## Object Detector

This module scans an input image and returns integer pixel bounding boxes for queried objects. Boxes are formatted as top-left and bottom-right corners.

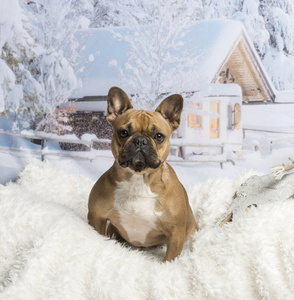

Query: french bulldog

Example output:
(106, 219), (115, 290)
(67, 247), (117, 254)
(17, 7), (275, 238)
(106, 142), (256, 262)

(88, 87), (197, 261)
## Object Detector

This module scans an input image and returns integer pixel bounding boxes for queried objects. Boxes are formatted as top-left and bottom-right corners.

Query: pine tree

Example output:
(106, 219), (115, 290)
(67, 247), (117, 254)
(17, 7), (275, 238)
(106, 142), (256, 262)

(0, 0), (44, 125)
(259, 0), (294, 90)
(22, 0), (94, 131)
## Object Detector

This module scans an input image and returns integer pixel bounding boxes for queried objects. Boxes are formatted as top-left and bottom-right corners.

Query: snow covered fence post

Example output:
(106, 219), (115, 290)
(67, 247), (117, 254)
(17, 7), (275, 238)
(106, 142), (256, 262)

(269, 140), (273, 154)
(41, 139), (47, 161)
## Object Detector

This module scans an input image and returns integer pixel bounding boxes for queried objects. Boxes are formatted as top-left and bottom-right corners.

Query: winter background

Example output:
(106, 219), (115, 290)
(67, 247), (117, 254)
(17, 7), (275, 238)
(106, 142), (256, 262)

(1, 0), (294, 187)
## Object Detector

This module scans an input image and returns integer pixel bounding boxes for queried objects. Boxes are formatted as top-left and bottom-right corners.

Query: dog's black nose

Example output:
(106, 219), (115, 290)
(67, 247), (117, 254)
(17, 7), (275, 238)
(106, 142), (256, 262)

(132, 136), (148, 148)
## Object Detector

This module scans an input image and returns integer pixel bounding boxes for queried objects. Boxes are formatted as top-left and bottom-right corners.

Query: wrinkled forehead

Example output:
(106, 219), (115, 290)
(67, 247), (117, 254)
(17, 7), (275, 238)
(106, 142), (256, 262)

(114, 109), (171, 134)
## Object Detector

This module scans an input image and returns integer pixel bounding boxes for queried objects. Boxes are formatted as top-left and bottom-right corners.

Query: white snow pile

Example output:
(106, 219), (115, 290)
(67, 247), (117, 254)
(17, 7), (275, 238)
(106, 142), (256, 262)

(1, 160), (294, 299)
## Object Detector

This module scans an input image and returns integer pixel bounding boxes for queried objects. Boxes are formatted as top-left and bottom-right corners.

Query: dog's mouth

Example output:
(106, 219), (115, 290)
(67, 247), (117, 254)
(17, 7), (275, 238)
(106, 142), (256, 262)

(119, 152), (161, 172)
(118, 137), (161, 173)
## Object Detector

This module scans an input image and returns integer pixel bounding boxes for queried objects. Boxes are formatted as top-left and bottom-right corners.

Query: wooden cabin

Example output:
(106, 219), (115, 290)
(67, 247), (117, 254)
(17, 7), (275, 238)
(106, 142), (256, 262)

(171, 19), (277, 159)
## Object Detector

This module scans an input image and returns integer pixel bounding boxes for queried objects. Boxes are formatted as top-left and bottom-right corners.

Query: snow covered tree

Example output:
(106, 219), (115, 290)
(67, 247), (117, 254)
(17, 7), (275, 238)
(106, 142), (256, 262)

(23, 0), (94, 132)
(0, 0), (45, 128)
(259, 0), (294, 90)
(90, 0), (114, 27)
(0, 0), (23, 114)
(232, 0), (270, 57)
(202, 0), (240, 19)
(106, 0), (202, 110)
(1, 41), (44, 120)
(0, 0), (94, 131)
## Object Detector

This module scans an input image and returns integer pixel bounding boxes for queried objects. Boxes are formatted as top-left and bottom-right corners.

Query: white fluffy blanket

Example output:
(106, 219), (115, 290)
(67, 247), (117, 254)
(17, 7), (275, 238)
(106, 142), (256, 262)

(1, 160), (294, 300)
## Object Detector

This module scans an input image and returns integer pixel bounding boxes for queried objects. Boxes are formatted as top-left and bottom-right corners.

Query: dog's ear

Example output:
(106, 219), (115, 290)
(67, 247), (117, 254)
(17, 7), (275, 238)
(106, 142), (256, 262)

(107, 87), (133, 125)
(155, 94), (183, 131)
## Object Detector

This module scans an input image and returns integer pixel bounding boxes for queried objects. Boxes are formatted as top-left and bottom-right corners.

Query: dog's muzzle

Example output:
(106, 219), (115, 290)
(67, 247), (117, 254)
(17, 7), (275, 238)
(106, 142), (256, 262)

(118, 136), (161, 172)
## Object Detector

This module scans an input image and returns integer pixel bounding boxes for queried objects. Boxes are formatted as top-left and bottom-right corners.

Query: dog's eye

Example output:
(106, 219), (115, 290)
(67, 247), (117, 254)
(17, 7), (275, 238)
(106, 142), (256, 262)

(119, 130), (129, 138)
(154, 133), (165, 143)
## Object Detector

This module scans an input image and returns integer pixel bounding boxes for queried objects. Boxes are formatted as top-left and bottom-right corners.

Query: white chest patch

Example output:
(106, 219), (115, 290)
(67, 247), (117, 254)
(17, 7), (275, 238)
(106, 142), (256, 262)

(114, 175), (161, 244)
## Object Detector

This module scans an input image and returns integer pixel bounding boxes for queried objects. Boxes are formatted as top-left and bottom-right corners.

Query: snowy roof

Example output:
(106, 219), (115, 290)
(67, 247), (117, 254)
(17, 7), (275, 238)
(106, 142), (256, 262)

(62, 100), (107, 113)
(71, 19), (276, 102)
(61, 97), (107, 112)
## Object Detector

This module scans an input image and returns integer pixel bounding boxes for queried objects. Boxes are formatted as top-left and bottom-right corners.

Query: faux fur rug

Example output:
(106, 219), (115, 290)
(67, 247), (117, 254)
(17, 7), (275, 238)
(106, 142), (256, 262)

(1, 160), (294, 299)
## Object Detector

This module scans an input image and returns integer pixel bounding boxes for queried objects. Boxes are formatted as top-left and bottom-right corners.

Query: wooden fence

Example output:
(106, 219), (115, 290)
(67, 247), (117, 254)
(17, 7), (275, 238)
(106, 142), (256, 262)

(243, 127), (294, 155)
(0, 128), (293, 168)
(243, 127), (294, 136)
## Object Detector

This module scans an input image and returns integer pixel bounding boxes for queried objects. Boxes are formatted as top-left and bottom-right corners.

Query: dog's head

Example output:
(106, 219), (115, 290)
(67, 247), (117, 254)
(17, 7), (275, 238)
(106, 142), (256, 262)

(106, 87), (183, 174)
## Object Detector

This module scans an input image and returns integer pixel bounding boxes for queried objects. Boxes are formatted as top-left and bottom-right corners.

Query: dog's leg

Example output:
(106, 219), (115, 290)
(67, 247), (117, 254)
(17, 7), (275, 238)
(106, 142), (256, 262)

(106, 223), (125, 241)
(164, 228), (186, 262)
(88, 211), (107, 236)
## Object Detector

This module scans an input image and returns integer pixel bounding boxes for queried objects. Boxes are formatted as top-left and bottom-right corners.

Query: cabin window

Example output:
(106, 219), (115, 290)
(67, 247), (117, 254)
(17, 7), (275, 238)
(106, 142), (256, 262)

(234, 103), (241, 130)
(227, 104), (233, 129)
(187, 103), (202, 128)
(210, 100), (219, 139)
